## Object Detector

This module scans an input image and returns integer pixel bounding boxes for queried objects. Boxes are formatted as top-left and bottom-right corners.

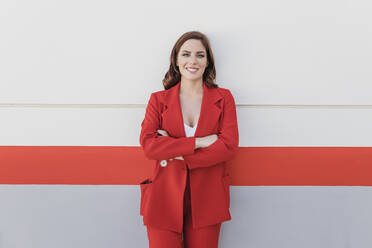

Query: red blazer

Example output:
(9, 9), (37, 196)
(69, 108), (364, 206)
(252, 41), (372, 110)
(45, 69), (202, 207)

(139, 81), (239, 233)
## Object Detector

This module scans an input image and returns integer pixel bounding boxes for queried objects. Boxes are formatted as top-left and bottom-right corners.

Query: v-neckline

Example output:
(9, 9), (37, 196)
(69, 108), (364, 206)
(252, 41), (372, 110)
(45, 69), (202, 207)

(178, 82), (205, 137)
(184, 122), (197, 129)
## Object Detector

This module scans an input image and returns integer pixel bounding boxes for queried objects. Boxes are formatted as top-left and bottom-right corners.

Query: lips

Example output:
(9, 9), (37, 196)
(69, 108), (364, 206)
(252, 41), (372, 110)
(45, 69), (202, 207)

(186, 67), (199, 72)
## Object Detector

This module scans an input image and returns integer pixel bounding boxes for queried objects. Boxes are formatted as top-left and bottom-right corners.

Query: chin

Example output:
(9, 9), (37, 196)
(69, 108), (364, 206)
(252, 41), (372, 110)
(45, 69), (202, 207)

(186, 76), (202, 81)
(182, 74), (202, 80)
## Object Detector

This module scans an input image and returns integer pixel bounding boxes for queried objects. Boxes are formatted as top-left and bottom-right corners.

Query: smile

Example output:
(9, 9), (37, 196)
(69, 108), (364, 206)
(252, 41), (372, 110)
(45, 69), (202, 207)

(186, 67), (199, 72)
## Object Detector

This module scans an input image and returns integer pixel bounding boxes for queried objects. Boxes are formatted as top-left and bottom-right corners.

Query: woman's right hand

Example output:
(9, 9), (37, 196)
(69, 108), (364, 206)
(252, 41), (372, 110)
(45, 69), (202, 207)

(195, 134), (218, 149)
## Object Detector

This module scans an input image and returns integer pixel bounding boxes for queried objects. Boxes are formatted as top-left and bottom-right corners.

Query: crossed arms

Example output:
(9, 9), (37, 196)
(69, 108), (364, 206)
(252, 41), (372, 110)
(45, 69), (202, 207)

(139, 90), (239, 170)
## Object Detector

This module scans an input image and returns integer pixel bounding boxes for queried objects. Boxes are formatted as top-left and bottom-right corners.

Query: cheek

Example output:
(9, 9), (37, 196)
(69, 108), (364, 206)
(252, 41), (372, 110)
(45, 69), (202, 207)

(200, 58), (208, 67)
(201, 63), (208, 71)
(177, 56), (186, 65)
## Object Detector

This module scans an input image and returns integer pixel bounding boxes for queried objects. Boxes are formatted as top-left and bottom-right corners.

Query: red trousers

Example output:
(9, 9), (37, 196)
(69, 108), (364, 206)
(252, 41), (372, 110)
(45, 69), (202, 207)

(146, 167), (221, 248)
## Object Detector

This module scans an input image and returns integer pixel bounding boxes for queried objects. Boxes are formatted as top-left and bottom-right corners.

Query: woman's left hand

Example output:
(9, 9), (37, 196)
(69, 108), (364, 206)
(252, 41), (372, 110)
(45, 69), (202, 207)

(157, 129), (169, 137)
(157, 129), (184, 161)
(170, 156), (184, 160)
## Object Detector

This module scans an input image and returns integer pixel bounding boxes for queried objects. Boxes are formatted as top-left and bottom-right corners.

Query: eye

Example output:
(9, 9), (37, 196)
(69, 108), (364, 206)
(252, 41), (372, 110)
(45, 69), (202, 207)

(182, 54), (204, 57)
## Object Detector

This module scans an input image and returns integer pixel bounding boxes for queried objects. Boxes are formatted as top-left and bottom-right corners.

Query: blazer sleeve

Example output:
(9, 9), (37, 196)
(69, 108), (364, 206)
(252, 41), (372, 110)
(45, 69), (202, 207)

(139, 92), (196, 160)
(183, 90), (239, 170)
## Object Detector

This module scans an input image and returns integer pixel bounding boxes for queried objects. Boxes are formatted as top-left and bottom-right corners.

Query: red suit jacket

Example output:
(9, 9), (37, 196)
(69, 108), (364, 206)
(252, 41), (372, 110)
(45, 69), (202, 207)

(139, 81), (239, 233)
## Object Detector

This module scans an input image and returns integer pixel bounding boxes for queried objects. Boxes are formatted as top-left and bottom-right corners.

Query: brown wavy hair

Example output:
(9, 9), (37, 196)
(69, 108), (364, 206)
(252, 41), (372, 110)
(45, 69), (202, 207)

(162, 31), (218, 90)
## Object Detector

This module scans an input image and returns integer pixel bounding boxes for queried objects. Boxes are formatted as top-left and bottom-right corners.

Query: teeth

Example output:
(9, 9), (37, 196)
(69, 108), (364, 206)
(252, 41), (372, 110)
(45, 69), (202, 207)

(187, 68), (198, 72)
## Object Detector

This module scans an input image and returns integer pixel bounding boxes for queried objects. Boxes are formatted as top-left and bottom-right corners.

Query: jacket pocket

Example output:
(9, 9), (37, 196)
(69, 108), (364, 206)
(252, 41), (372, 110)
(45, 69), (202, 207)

(221, 175), (231, 209)
(139, 178), (153, 216)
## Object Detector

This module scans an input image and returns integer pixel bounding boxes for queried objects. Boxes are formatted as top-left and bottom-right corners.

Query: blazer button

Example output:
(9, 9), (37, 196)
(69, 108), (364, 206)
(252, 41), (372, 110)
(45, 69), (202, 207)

(160, 160), (168, 167)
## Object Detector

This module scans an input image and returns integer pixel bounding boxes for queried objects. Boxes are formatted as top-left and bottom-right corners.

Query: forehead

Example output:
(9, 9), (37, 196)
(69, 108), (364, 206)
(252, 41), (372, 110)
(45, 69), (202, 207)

(180, 39), (206, 52)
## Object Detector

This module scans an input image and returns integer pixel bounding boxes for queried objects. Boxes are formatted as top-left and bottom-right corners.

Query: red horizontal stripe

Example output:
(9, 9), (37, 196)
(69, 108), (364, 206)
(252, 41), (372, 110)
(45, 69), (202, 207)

(0, 146), (371, 186)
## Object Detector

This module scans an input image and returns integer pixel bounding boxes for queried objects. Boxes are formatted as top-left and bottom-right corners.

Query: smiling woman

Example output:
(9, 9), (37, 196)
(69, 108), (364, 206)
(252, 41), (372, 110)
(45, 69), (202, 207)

(163, 31), (217, 91)
(139, 31), (239, 248)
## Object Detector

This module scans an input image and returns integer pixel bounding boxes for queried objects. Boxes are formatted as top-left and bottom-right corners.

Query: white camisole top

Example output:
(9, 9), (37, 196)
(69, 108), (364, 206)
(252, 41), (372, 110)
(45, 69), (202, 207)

(184, 123), (197, 137)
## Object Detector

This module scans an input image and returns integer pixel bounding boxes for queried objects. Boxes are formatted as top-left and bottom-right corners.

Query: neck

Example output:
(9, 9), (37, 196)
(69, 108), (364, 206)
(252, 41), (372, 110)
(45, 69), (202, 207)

(180, 78), (203, 95)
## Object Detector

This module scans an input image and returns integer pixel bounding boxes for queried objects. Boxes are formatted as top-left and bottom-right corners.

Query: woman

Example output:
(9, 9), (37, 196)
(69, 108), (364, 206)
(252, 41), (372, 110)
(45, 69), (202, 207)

(139, 31), (239, 248)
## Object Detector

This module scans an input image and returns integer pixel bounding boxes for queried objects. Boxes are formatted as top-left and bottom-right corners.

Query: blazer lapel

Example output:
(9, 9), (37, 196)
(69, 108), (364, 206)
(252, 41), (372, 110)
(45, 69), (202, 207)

(161, 82), (184, 138)
(195, 82), (223, 137)
(161, 81), (223, 138)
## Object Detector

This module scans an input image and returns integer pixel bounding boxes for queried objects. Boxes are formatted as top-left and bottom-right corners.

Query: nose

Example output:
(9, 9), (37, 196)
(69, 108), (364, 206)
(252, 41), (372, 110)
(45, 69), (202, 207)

(189, 55), (198, 64)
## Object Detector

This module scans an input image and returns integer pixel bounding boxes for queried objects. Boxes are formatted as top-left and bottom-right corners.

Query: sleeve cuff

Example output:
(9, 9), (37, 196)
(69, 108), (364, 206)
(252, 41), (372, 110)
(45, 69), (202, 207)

(184, 136), (196, 155)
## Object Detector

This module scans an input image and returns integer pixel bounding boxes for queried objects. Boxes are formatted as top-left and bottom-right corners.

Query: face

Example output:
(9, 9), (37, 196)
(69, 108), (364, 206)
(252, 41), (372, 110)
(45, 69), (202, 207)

(176, 39), (208, 82)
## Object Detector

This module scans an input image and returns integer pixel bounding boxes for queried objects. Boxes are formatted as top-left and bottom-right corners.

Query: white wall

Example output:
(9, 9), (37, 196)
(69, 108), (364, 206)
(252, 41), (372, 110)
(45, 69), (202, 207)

(1, 0), (372, 247)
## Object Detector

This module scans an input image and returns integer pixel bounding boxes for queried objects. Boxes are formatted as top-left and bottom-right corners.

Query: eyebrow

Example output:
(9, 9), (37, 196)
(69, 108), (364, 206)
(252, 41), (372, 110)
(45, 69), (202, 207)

(181, 50), (205, 53)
